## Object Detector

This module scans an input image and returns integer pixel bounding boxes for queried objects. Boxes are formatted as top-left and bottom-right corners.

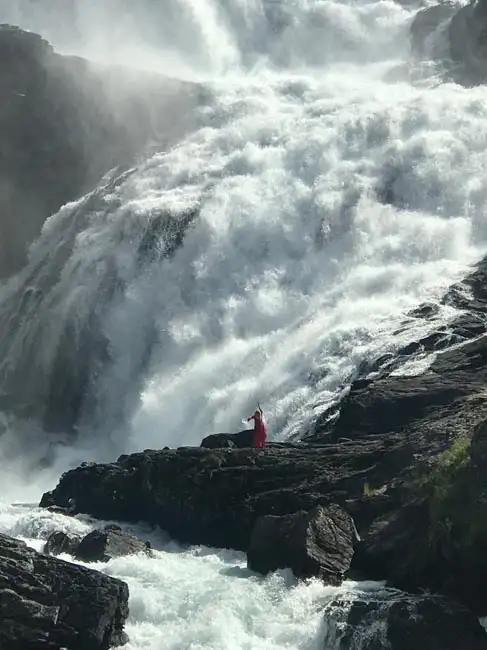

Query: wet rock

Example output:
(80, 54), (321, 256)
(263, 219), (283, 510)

(409, 0), (487, 86)
(247, 504), (356, 584)
(200, 429), (254, 448)
(449, 0), (487, 85)
(329, 371), (470, 441)
(324, 589), (487, 650)
(0, 532), (129, 650)
(316, 325), (487, 447)
(407, 302), (440, 320)
(40, 441), (403, 551)
(75, 528), (152, 563)
(43, 531), (80, 557)
(45, 505), (77, 517)
(410, 4), (456, 57)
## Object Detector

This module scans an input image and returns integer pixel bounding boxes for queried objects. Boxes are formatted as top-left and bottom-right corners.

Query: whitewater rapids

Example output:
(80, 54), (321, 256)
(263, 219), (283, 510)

(0, 493), (393, 649)
(2, 0), (487, 647)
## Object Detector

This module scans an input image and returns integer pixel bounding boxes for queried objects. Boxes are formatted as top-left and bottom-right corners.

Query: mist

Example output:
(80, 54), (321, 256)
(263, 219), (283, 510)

(0, 0), (241, 77)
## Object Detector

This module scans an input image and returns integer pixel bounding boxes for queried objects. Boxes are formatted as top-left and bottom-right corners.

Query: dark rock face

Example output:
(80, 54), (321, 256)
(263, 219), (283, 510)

(75, 528), (152, 563)
(0, 24), (198, 279)
(324, 590), (487, 650)
(0, 24), (201, 435)
(309, 260), (487, 444)
(44, 526), (151, 563)
(0, 532), (129, 650)
(247, 504), (356, 583)
(43, 530), (80, 556)
(328, 333), (487, 445)
(410, 0), (487, 86)
(410, 3), (456, 58)
(449, 0), (487, 85)
(201, 429), (254, 449)
(309, 252), (487, 445)
(39, 441), (405, 552)
(311, 312), (487, 614)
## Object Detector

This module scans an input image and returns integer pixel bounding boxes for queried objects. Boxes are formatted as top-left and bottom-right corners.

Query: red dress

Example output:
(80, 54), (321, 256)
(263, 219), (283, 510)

(249, 414), (267, 448)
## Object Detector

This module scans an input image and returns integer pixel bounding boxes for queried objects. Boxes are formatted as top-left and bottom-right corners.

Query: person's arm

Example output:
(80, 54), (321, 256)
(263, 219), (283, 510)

(247, 415), (255, 422)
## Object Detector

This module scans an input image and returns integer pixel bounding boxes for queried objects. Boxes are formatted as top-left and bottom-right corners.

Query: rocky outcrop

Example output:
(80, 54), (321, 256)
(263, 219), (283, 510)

(0, 532), (129, 650)
(309, 251), (487, 444)
(44, 525), (152, 563)
(410, 0), (487, 86)
(247, 504), (356, 583)
(201, 429), (254, 449)
(0, 25), (198, 278)
(39, 440), (406, 552)
(324, 590), (487, 650)
(308, 259), (487, 442)
(37, 267), (487, 615)
(324, 335), (487, 444)
(352, 417), (487, 614)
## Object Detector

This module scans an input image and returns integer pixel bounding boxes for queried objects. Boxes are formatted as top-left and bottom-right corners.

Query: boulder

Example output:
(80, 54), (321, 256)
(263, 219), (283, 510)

(247, 504), (356, 583)
(324, 590), (487, 650)
(0, 532), (129, 650)
(43, 531), (80, 557)
(75, 527), (152, 563)
(201, 429), (254, 448)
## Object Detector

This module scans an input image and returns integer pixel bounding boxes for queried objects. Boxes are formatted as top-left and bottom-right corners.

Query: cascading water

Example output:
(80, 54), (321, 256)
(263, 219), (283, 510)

(2, 0), (487, 647)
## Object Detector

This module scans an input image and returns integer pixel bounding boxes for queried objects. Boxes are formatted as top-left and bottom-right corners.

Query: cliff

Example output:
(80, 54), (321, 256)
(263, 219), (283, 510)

(0, 25), (198, 278)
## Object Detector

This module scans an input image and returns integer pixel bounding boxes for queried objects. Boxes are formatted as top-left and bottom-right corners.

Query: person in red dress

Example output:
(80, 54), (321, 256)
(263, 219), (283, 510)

(247, 405), (267, 449)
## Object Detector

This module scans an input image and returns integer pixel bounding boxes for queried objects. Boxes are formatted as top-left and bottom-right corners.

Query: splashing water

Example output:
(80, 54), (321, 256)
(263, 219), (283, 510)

(0, 497), (389, 650)
(0, 67), (486, 449)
